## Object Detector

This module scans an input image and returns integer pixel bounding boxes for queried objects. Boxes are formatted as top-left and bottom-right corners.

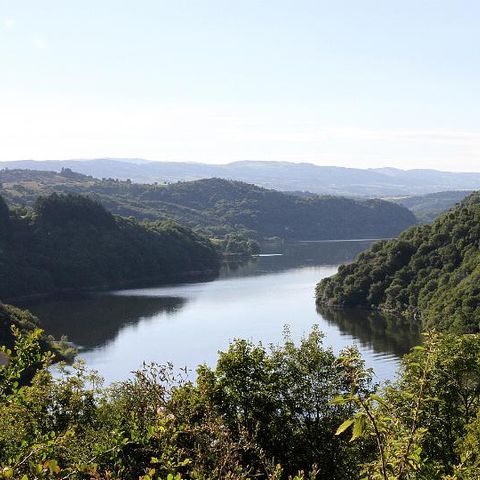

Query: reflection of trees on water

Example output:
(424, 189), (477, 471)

(23, 241), (386, 356)
(317, 305), (422, 357)
(220, 241), (376, 278)
(219, 258), (260, 278)
(281, 241), (374, 267)
(26, 294), (187, 351)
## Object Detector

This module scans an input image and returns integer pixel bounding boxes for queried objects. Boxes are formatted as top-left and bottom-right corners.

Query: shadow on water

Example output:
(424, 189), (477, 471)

(317, 305), (422, 357)
(25, 293), (187, 351)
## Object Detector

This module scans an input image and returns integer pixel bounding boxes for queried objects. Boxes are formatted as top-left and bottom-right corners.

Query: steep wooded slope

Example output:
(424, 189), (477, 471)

(316, 192), (480, 333)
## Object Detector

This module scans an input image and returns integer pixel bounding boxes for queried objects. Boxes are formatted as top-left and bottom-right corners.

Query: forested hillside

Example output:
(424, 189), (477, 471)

(316, 192), (480, 333)
(0, 169), (417, 240)
(393, 190), (473, 223)
(0, 193), (219, 300)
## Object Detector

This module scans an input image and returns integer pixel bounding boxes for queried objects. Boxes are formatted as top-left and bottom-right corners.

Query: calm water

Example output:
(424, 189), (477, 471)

(27, 240), (421, 384)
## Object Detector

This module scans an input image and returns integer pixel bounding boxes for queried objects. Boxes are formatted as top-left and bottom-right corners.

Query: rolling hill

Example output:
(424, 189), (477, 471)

(0, 169), (417, 241)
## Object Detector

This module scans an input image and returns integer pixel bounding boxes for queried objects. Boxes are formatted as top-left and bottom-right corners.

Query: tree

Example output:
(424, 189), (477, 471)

(189, 327), (373, 479)
(335, 332), (480, 479)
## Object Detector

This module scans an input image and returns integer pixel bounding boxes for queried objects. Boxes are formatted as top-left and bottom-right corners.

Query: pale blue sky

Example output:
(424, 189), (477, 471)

(1, 0), (480, 170)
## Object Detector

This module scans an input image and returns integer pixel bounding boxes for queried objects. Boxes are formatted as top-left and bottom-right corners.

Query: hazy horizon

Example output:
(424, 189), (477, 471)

(2, 1), (480, 172)
(3, 157), (480, 175)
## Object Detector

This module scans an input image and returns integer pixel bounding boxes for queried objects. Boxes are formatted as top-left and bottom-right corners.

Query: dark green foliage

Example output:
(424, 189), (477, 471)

(34, 192), (116, 228)
(218, 233), (261, 256)
(316, 192), (480, 333)
(0, 193), (219, 300)
(0, 303), (70, 372)
(0, 170), (417, 241)
(397, 333), (480, 475)
(0, 303), (41, 350)
(186, 328), (372, 479)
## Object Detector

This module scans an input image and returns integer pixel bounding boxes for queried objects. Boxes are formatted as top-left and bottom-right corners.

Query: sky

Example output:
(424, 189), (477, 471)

(1, 0), (480, 171)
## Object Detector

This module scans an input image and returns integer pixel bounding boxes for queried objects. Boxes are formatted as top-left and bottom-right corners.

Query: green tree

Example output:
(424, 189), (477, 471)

(335, 332), (480, 479)
(187, 327), (373, 479)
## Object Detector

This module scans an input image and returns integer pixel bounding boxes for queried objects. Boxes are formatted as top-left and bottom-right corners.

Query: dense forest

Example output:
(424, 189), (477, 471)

(0, 314), (479, 479)
(0, 192), (219, 300)
(0, 168), (417, 240)
(316, 192), (480, 333)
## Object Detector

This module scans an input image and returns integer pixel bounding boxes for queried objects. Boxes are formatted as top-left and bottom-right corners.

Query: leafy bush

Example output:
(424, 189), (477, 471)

(0, 319), (373, 479)
(335, 332), (480, 479)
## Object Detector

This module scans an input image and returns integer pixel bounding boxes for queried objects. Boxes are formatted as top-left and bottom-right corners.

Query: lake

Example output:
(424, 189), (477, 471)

(27, 240), (421, 384)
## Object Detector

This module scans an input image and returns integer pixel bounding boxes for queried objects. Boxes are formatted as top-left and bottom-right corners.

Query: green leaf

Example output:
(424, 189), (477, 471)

(2, 467), (14, 479)
(331, 395), (349, 405)
(370, 394), (389, 407)
(335, 418), (355, 435)
(351, 415), (366, 441)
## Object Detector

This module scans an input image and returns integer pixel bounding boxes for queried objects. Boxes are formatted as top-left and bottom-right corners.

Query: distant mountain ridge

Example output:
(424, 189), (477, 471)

(2, 159), (480, 196)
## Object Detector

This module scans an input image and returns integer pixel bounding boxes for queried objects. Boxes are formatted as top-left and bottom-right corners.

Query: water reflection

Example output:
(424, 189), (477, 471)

(27, 294), (187, 351)
(221, 239), (375, 277)
(317, 306), (422, 357)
